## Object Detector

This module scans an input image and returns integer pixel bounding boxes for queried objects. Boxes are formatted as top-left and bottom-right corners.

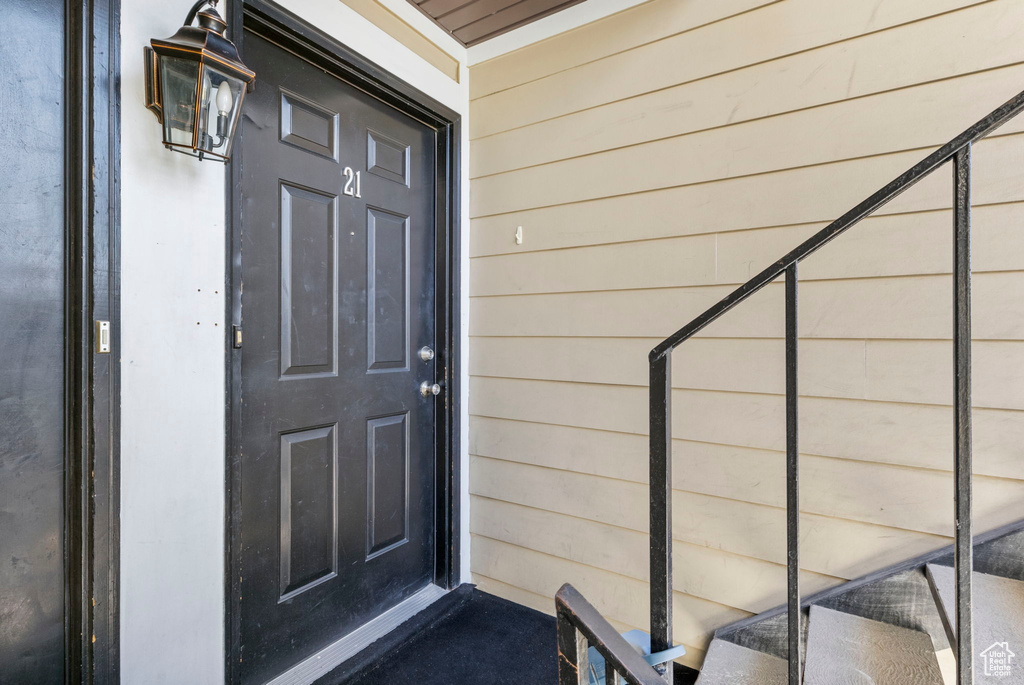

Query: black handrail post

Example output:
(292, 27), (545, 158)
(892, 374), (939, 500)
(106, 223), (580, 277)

(556, 603), (581, 685)
(785, 263), (801, 685)
(649, 352), (674, 684)
(953, 145), (974, 685)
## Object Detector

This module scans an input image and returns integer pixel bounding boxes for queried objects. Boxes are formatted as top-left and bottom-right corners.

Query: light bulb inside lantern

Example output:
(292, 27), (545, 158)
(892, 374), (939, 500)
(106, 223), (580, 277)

(216, 81), (233, 116)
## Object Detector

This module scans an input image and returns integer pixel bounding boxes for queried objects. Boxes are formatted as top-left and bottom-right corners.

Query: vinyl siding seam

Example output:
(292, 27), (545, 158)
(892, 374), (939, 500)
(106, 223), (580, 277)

(468, 0), (786, 99)
(468, 0), (1001, 130)
(469, 455), (969, 540)
(468, 530), (763, 616)
(468, 129), (1024, 219)
(469, 61), (1024, 177)
(470, 200), (1024, 257)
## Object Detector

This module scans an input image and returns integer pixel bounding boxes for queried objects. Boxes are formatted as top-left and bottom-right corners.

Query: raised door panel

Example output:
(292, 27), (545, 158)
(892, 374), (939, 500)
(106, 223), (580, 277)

(279, 425), (338, 601)
(367, 129), (409, 186)
(280, 89), (339, 161)
(280, 183), (338, 378)
(366, 413), (410, 559)
(366, 208), (410, 373)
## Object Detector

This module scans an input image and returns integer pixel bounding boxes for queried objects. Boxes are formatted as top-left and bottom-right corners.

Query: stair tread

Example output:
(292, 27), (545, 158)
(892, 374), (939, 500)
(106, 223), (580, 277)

(814, 568), (949, 652)
(972, 528), (1024, 581)
(803, 605), (944, 685)
(934, 528), (1024, 582)
(695, 639), (787, 685)
(926, 563), (1024, 682)
(720, 611), (805, 661)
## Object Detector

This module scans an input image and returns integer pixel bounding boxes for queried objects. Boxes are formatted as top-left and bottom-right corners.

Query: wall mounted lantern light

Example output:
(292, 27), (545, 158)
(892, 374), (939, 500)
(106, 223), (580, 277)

(145, 0), (255, 162)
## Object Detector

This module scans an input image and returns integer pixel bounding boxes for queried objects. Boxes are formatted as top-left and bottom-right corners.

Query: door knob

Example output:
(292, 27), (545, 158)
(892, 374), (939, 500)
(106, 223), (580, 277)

(420, 381), (442, 397)
(418, 346), (435, 362)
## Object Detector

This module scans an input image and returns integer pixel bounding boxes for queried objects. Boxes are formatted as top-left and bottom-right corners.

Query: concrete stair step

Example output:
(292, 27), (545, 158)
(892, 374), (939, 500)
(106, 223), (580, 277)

(927, 563), (1024, 683)
(814, 567), (950, 652)
(694, 638), (787, 685)
(933, 528), (1024, 583)
(803, 605), (944, 685)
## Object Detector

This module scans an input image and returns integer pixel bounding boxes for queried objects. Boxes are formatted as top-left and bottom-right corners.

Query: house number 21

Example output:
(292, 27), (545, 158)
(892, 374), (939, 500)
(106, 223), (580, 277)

(343, 167), (362, 198)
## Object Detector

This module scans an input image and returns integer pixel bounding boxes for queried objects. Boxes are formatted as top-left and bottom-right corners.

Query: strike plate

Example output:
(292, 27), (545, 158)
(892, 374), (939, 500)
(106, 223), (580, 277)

(95, 320), (111, 354)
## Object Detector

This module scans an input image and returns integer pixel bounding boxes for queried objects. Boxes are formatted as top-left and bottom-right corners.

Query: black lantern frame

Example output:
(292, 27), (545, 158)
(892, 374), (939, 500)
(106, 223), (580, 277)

(145, 0), (255, 161)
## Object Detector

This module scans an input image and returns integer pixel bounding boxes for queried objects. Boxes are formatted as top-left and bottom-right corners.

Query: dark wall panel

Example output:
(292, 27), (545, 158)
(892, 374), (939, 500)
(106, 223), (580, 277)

(0, 0), (67, 681)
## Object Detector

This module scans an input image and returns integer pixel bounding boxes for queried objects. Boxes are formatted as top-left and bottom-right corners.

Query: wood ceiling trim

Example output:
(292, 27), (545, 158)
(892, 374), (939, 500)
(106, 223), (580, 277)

(443, 0), (523, 32)
(456, 0), (587, 44)
(408, 0), (587, 46)
(420, 0), (474, 18)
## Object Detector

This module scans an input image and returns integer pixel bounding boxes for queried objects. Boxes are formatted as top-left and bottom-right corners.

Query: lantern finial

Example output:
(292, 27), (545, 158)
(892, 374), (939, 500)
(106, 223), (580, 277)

(184, 0), (220, 28)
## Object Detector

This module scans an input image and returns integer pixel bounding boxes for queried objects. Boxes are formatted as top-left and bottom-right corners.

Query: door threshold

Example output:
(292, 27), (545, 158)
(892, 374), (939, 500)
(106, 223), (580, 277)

(264, 584), (447, 685)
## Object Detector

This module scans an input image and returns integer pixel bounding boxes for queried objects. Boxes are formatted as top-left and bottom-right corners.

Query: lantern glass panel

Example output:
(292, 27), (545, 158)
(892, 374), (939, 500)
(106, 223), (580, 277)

(196, 65), (244, 159)
(159, 56), (200, 148)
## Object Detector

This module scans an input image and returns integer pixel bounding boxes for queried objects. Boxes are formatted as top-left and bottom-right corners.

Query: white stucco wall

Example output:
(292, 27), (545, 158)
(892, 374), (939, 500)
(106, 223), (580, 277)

(119, 1), (469, 682)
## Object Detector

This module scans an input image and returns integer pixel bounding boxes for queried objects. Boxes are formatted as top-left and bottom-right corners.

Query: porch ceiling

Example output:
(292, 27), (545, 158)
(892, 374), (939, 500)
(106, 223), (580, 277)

(407, 0), (586, 46)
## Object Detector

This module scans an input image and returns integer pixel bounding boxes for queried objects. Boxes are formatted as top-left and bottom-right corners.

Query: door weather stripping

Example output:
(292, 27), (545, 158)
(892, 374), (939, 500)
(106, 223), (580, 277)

(263, 584), (446, 685)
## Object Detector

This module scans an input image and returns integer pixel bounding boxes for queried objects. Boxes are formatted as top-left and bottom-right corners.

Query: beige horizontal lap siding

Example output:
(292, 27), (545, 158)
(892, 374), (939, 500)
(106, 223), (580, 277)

(470, 337), (1024, 410)
(470, 0), (1003, 138)
(467, 0), (1024, 664)
(468, 417), (1024, 535)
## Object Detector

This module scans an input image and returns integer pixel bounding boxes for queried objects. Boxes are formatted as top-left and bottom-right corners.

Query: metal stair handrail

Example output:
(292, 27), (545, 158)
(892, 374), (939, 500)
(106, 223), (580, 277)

(556, 584), (668, 685)
(646, 86), (1024, 685)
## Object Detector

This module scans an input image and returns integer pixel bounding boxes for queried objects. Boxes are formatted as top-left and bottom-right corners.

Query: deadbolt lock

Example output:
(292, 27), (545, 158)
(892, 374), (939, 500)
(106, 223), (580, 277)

(418, 346), (435, 362)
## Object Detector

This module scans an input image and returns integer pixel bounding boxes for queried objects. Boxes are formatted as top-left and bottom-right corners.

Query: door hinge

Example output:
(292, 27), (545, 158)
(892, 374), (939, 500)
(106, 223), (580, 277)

(232, 326), (243, 349)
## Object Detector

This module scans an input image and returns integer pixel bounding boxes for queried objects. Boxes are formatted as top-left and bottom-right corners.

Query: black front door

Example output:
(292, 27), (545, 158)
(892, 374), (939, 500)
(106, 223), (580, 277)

(236, 30), (440, 683)
(0, 0), (67, 681)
